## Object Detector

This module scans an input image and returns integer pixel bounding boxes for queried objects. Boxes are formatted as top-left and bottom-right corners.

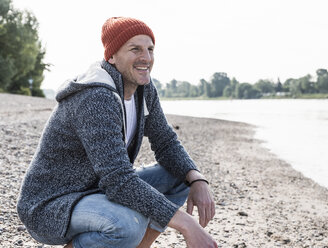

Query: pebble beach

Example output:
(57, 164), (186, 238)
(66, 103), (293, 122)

(1, 93), (328, 247)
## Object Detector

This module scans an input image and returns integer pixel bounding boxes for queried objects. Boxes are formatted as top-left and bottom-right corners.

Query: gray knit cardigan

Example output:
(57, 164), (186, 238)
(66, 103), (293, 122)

(17, 60), (198, 244)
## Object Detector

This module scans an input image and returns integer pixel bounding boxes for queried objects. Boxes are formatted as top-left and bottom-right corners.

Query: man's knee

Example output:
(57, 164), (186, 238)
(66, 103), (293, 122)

(107, 210), (149, 247)
(74, 212), (149, 248)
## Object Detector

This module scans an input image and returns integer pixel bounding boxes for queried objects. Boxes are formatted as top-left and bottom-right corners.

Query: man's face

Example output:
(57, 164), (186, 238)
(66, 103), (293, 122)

(109, 34), (154, 88)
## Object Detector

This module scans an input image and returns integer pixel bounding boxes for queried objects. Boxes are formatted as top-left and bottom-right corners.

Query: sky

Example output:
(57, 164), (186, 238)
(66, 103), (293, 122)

(12, 0), (328, 91)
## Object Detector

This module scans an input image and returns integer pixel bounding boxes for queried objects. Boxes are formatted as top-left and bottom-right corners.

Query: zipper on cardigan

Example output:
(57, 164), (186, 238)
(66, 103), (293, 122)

(112, 91), (127, 146)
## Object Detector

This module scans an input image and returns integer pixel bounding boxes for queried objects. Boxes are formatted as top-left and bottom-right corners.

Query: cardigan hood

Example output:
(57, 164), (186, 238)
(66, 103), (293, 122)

(56, 61), (118, 102)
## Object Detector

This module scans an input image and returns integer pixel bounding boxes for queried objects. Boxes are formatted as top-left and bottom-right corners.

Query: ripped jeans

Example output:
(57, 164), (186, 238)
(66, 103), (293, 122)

(64, 164), (190, 248)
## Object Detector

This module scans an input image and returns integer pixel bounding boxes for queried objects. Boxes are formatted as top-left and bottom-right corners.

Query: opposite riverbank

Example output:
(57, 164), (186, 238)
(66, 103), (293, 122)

(1, 93), (328, 247)
(158, 93), (328, 101)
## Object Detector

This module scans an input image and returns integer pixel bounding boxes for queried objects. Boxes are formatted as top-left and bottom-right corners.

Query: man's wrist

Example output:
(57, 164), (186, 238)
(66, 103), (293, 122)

(168, 210), (196, 234)
(185, 178), (209, 187)
(185, 170), (206, 185)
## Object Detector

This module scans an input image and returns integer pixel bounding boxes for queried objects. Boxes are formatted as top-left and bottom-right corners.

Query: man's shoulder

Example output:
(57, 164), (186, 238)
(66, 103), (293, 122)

(61, 86), (122, 115)
(71, 86), (118, 101)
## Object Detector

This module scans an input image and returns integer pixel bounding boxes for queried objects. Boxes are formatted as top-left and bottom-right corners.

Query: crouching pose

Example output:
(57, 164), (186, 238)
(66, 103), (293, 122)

(17, 17), (217, 248)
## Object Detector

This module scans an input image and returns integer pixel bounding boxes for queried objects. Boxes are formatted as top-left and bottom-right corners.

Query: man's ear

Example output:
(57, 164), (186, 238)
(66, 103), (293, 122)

(108, 56), (115, 64)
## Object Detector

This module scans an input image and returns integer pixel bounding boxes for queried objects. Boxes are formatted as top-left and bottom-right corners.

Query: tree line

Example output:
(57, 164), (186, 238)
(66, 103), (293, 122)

(154, 69), (328, 99)
(0, 0), (49, 96)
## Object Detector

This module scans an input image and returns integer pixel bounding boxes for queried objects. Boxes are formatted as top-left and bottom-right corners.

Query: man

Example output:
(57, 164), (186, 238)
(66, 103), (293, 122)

(17, 17), (217, 248)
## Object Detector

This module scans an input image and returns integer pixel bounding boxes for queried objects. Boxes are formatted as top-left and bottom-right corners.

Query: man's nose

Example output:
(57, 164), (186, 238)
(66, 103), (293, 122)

(140, 50), (152, 62)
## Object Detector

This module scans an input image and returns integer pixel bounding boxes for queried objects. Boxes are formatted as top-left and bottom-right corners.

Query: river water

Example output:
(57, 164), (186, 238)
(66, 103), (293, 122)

(161, 99), (328, 189)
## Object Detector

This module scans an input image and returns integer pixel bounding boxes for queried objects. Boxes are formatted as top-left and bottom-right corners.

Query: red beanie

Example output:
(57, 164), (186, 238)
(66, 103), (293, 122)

(101, 17), (155, 61)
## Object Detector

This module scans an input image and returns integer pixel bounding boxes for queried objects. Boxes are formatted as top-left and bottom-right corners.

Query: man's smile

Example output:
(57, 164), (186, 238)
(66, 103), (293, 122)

(134, 66), (150, 71)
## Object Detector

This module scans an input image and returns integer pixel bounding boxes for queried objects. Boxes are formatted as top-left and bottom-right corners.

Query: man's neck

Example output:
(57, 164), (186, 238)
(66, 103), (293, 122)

(123, 82), (138, 100)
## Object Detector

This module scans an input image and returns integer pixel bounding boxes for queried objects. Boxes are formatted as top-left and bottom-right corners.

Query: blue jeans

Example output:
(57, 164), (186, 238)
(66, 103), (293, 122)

(64, 164), (189, 248)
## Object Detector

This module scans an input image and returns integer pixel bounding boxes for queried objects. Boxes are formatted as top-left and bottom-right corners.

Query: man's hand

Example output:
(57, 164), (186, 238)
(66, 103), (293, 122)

(185, 170), (215, 227)
(168, 210), (218, 248)
(183, 221), (218, 248)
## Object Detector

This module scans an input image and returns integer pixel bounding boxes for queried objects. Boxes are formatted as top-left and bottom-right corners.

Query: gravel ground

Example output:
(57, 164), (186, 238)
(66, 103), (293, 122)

(1, 93), (328, 247)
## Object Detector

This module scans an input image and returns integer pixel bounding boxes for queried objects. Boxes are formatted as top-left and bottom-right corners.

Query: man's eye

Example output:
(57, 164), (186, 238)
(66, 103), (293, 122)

(131, 47), (139, 51)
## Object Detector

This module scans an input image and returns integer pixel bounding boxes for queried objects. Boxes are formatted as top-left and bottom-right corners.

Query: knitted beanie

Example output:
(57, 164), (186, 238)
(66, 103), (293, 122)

(101, 17), (155, 61)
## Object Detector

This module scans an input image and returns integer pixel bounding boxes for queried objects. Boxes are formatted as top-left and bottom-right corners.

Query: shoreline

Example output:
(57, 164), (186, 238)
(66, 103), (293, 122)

(1, 93), (328, 247)
(160, 99), (328, 191)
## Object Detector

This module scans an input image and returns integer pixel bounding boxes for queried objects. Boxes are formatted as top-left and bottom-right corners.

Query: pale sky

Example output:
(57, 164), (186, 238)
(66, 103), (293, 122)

(12, 0), (328, 91)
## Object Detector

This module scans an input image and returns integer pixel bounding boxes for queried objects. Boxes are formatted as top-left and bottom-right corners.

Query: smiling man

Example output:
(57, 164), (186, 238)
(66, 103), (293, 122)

(17, 17), (217, 248)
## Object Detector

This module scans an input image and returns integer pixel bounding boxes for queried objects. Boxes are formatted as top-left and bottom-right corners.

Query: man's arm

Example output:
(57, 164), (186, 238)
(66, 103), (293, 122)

(144, 82), (199, 180)
(144, 83), (216, 227)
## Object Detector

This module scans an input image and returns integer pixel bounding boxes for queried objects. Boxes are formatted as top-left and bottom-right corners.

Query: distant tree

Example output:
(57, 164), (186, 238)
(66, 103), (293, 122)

(289, 79), (302, 97)
(0, 0), (10, 17)
(199, 78), (211, 97)
(316, 69), (328, 93)
(170, 79), (177, 92)
(164, 85), (172, 97)
(0, 0), (15, 90)
(223, 77), (239, 98)
(152, 78), (165, 97)
(254, 79), (275, 94)
(236, 83), (261, 99)
(275, 78), (283, 93)
(0, 52), (16, 90)
(298, 74), (315, 94)
(0, 0), (49, 96)
(152, 78), (162, 90)
(223, 85), (233, 97)
(230, 77), (239, 98)
(209, 72), (230, 97)
(176, 81), (191, 97)
(283, 78), (293, 92)
(164, 79), (178, 97)
(286, 74), (315, 95)
(198, 79), (206, 96)
(189, 85), (199, 97)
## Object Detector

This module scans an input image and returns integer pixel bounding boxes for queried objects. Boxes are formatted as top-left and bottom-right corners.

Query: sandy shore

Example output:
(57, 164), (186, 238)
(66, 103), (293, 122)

(1, 93), (328, 247)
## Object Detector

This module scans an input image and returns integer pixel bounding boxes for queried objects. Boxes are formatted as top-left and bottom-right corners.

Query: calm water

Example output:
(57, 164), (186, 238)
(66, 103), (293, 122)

(161, 99), (328, 189)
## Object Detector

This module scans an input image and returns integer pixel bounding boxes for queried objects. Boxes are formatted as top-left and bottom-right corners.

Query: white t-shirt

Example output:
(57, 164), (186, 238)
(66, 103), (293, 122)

(124, 95), (137, 148)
